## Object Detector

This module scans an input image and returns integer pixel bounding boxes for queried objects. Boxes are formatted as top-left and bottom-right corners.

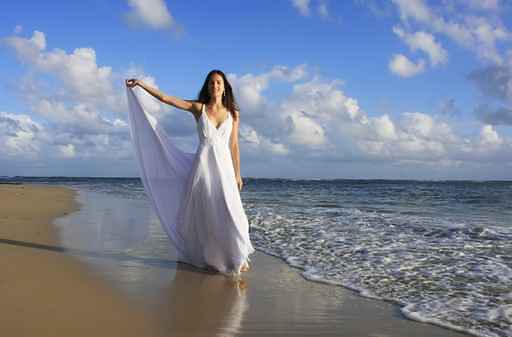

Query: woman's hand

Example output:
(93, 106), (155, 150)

(125, 78), (139, 88)
(236, 175), (243, 191)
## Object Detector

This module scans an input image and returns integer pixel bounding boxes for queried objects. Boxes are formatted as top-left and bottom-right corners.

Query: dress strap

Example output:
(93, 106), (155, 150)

(199, 103), (205, 122)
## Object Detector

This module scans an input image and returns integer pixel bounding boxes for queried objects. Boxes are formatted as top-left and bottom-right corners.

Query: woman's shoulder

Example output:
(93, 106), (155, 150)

(185, 100), (204, 121)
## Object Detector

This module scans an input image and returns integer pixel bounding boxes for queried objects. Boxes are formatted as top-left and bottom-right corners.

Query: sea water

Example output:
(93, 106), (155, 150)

(5, 177), (511, 337)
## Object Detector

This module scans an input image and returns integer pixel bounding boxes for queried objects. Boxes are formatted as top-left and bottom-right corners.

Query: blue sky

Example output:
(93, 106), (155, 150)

(1, 0), (512, 179)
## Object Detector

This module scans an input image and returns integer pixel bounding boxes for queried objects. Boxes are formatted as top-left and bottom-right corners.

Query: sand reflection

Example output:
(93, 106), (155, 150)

(158, 263), (248, 337)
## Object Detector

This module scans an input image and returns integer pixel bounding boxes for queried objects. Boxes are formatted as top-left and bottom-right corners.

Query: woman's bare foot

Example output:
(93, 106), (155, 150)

(240, 261), (250, 272)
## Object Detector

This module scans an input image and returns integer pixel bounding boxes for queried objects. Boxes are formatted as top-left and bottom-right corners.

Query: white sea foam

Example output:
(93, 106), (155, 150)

(247, 203), (512, 337)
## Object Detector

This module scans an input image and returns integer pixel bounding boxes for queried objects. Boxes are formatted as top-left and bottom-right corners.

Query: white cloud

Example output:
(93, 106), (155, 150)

(240, 125), (260, 146)
(400, 112), (434, 138)
(33, 99), (123, 134)
(291, 0), (311, 16)
(398, 112), (458, 147)
(285, 79), (363, 121)
(266, 142), (289, 155)
(392, 0), (432, 23)
(229, 65), (311, 153)
(58, 144), (76, 158)
(462, 0), (500, 11)
(0, 112), (44, 158)
(254, 70), (506, 166)
(4, 30), (46, 64)
(31, 30), (46, 50)
(318, 1), (329, 19)
(125, 0), (175, 30)
(0, 108), (133, 164)
(2, 30), (143, 164)
(228, 64), (307, 113)
(291, 0), (331, 19)
(356, 0), (394, 18)
(389, 53), (426, 77)
(286, 113), (327, 147)
(393, 26), (448, 66)
(391, 0), (511, 64)
(230, 71), (507, 167)
(4, 31), (120, 112)
(350, 111), (460, 161)
(480, 124), (502, 146)
(371, 114), (397, 141)
(239, 125), (289, 155)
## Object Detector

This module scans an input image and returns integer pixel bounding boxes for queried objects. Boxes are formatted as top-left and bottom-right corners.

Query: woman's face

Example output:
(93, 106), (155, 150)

(208, 73), (225, 99)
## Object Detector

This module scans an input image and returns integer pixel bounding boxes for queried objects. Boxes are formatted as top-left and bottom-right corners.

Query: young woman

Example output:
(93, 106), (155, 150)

(126, 70), (254, 276)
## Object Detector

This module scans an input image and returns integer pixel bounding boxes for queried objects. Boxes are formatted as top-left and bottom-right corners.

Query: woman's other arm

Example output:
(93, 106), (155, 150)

(229, 110), (243, 191)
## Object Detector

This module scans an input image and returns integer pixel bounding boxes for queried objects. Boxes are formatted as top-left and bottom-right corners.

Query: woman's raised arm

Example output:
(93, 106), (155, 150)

(125, 79), (201, 116)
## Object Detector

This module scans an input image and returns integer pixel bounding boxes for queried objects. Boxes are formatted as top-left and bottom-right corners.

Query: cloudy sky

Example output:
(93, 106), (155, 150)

(1, 0), (512, 179)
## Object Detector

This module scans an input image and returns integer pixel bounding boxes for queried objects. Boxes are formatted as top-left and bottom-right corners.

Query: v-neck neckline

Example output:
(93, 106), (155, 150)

(204, 104), (229, 130)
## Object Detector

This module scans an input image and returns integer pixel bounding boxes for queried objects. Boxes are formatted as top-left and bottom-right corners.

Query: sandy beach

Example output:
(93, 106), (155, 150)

(0, 184), (473, 337)
(0, 184), (164, 337)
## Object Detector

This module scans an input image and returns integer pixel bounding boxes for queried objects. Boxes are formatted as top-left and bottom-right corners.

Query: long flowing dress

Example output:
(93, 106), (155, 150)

(126, 87), (255, 276)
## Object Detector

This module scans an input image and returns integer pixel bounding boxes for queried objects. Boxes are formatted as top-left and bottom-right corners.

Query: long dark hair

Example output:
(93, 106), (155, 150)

(197, 70), (239, 117)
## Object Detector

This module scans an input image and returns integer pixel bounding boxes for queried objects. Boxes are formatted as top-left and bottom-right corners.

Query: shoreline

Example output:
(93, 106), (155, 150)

(0, 183), (473, 337)
(257, 247), (481, 337)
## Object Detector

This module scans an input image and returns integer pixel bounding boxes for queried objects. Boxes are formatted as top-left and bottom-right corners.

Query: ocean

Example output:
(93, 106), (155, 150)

(3, 176), (511, 337)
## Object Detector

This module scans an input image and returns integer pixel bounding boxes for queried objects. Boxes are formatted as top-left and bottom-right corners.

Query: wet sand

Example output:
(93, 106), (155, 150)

(0, 184), (472, 337)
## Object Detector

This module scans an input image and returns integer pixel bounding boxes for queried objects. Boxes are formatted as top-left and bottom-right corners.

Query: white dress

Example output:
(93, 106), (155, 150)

(126, 87), (255, 275)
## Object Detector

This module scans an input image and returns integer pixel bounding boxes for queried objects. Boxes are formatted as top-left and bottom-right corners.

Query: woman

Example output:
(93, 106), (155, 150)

(125, 70), (254, 276)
